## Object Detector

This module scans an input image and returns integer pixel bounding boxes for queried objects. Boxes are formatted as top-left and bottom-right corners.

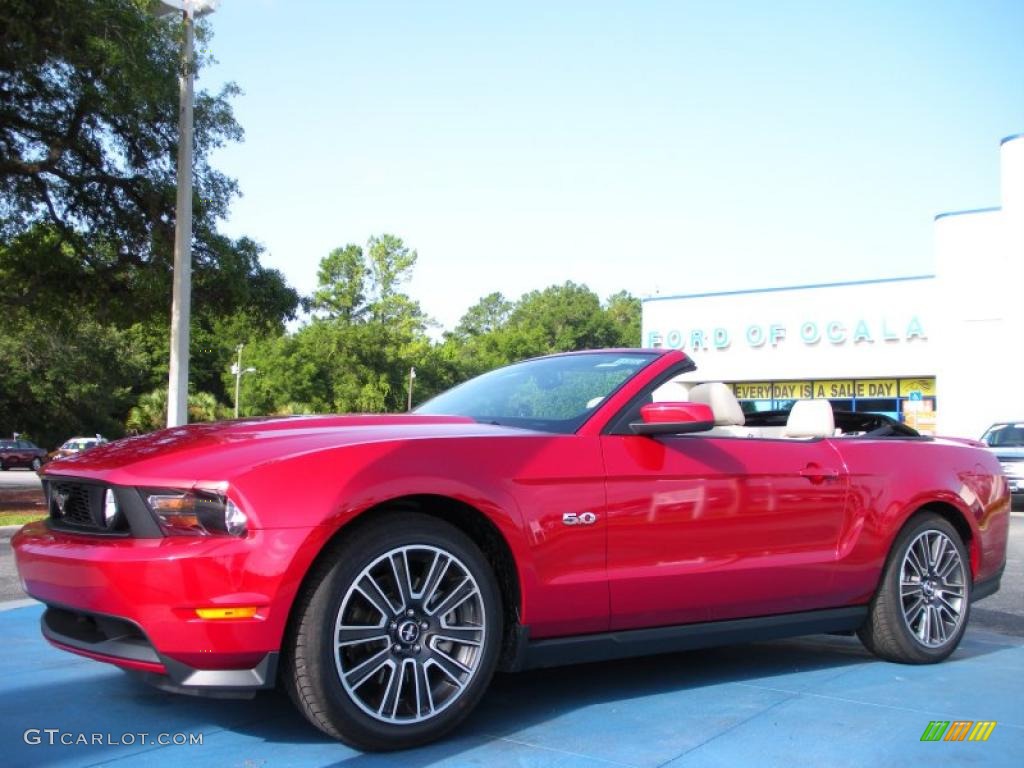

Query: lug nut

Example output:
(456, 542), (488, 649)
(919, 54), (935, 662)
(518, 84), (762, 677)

(393, 644), (403, 652)
(420, 621), (429, 630)
(406, 609), (415, 617)
(413, 645), (421, 653)
(389, 622), (397, 630)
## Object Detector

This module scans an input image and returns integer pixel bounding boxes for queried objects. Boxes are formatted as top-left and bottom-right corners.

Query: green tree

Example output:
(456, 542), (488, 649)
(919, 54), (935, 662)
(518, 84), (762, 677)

(126, 387), (228, 434)
(605, 290), (642, 346)
(0, 0), (298, 440)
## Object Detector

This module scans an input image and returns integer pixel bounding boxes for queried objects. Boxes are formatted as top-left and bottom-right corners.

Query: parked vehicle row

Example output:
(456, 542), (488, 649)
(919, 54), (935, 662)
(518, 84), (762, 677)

(0, 436), (108, 471)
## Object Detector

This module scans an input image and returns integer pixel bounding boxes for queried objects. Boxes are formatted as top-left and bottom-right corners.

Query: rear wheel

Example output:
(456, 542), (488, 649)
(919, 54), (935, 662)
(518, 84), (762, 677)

(858, 512), (971, 663)
(30, 458), (41, 471)
(283, 513), (502, 750)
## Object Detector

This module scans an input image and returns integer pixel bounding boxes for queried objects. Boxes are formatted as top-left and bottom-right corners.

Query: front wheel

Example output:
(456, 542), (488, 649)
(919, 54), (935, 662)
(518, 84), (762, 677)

(31, 458), (41, 471)
(858, 512), (971, 663)
(283, 513), (503, 751)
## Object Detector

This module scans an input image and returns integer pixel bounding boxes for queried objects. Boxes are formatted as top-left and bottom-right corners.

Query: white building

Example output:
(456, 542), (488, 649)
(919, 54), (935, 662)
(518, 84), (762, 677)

(642, 133), (1024, 438)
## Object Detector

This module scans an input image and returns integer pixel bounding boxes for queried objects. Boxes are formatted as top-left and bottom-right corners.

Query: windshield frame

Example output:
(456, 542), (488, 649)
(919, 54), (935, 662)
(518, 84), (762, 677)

(415, 351), (660, 435)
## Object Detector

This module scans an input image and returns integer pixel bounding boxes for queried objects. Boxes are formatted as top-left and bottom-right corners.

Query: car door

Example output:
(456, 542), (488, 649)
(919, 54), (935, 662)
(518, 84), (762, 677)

(600, 431), (849, 630)
(14, 441), (33, 466)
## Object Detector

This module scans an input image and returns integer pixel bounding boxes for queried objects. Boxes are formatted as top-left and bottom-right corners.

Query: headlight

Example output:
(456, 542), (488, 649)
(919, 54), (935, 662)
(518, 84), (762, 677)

(145, 490), (248, 537)
(103, 489), (119, 527)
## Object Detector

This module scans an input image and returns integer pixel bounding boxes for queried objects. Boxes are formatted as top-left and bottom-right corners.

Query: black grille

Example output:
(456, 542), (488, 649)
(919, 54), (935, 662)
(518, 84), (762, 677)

(51, 482), (96, 527)
(44, 480), (156, 538)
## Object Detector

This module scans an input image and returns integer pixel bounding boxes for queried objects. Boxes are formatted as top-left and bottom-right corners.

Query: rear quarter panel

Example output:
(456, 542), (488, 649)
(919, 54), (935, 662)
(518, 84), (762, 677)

(829, 437), (1010, 604)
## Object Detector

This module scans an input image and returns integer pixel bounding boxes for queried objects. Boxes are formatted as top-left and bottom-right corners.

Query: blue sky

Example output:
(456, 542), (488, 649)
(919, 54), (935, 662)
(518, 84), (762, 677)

(200, 0), (1024, 331)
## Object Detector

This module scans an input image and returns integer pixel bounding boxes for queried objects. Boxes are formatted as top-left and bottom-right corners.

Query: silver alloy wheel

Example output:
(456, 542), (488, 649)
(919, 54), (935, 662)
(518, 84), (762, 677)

(900, 530), (967, 648)
(334, 544), (486, 724)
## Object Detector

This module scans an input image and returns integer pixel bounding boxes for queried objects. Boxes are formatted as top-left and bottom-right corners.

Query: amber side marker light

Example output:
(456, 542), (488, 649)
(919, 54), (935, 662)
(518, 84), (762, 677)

(195, 607), (259, 620)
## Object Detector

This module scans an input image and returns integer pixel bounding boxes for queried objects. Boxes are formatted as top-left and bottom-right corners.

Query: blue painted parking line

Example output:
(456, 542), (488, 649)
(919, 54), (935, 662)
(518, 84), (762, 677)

(1, 602), (1021, 767)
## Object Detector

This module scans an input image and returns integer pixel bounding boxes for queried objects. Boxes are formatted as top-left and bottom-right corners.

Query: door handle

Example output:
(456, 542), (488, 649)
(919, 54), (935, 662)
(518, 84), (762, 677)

(799, 464), (840, 484)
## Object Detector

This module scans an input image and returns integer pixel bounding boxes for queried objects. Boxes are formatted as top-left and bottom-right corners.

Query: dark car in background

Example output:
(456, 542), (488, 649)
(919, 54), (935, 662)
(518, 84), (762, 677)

(981, 421), (1024, 508)
(0, 439), (47, 471)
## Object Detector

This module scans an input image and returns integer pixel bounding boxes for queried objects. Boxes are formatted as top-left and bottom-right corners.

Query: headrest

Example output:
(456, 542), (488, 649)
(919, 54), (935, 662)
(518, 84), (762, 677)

(784, 399), (835, 438)
(688, 383), (745, 427)
(651, 377), (692, 403)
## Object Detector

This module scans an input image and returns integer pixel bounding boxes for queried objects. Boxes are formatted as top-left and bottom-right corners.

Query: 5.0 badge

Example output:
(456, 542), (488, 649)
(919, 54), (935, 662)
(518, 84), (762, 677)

(562, 512), (598, 526)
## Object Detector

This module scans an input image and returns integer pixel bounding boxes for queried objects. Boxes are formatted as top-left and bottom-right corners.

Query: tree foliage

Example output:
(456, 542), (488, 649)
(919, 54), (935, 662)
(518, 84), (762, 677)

(0, 2), (642, 444)
(0, 0), (297, 444)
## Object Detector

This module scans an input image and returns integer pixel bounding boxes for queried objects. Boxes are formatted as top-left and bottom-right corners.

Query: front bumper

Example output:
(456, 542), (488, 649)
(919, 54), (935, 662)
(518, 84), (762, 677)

(12, 521), (315, 692)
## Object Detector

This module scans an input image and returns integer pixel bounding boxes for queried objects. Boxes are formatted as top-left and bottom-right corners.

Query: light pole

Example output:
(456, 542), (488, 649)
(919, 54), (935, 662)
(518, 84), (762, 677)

(407, 366), (416, 412)
(232, 344), (256, 418)
(150, 0), (220, 427)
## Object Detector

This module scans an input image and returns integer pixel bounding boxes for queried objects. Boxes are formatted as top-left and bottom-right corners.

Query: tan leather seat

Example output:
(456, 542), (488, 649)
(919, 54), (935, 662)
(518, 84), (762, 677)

(688, 383), (749, 436)
(784, 399), (835, 439)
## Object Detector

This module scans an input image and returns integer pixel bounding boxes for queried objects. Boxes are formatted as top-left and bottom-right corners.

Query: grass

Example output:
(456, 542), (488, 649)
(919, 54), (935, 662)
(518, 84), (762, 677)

(0, 488), (46, 524)
(0, 512), (46, 526)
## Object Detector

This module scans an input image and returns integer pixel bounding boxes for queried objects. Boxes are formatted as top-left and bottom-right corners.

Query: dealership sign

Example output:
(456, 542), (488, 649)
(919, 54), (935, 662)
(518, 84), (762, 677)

(646, 316), (927, 352)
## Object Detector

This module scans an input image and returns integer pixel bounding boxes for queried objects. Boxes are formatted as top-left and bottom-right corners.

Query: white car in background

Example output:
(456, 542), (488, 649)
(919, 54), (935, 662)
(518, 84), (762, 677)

(981, 421), (1024, 508)
(49, 436), (109, 462)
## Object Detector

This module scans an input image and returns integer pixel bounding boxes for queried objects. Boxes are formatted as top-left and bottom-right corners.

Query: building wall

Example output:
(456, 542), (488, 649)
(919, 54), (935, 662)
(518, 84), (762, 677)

(641, 134), (1024, 438)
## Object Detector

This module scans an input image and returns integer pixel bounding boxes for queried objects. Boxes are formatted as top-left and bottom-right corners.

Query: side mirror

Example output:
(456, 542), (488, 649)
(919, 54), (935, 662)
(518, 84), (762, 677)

(630, 402), (715, 436)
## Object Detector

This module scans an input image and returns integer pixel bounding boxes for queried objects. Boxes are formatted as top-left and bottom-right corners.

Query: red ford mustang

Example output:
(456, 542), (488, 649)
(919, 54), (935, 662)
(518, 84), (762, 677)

(12, 349), (1010, 750)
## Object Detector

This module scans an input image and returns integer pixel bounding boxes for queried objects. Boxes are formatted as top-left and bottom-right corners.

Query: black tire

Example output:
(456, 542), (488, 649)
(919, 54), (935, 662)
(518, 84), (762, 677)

(282, 512), (503, 751)
(858, 512), (971, 663)
(0, 460), (6, 471)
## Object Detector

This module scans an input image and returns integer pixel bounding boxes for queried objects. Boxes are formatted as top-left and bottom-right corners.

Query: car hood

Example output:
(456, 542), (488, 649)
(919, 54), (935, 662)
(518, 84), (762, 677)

(40, 414), (530, 484)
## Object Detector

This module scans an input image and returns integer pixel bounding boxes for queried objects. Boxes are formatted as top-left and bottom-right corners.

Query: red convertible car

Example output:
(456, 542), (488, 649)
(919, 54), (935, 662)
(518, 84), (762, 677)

(12, 349), (1010, 750)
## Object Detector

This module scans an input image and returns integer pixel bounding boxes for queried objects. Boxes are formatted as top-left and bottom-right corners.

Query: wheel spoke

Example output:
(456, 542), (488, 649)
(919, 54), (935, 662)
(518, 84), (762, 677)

(390, 551), (413, 611)
(428, 578), (477, 618)
(930, 534), (947, 570)
(337, 626), (389, 647)
(942, 581), (965, 598)
(378, 660), (404, 717)
(917, 602), (931, 641)
(938, 553), (962, 581)
(434, 624), (484, 647)
(357, 573), (399, 617)
(419, 555), (451, 608)
(414, 659), (434, 718)
(936, 593), (960, 616)
(931, 605), (947, 644)
(901, 580), (923, 598)
(936, 600), (959, 626)
(344, 648), (391, 689)
(905, 545), (927, 578)
(427, 647), (470, 686)
(904, 596), (926, 625)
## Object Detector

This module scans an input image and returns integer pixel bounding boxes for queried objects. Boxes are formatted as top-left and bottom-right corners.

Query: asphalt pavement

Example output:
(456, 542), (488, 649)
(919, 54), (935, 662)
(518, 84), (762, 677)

(1, 602), (1021, 767)
(0, 513), (1021, 765)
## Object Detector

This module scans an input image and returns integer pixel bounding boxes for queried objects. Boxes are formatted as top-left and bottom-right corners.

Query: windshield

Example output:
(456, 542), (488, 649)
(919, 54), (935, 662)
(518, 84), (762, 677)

(982, 423), (1024, 448)
(62, 440), (94, 451)
(416, 352), (657, 434)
